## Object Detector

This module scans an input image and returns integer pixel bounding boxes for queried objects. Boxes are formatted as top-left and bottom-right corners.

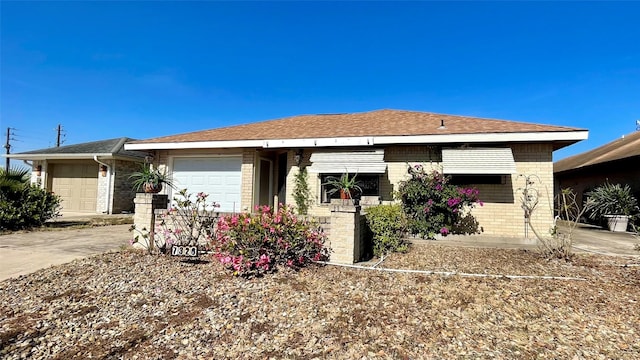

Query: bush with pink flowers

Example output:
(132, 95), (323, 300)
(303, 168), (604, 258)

(397, 165), (483, 239)
(213, 204), (331, 277)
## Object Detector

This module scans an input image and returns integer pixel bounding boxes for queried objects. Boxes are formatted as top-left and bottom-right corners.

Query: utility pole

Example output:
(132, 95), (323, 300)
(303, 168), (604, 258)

(4, 127), (11, 170)
(56, 124), (62, 147)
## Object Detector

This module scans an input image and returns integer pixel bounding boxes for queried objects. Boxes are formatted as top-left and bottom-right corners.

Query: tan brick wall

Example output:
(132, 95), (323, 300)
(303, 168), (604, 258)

(446, 143), (555, 237)
(292, 143), (554, 238)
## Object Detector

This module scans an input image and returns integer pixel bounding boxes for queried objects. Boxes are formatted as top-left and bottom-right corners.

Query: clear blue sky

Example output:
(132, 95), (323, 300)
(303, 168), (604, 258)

(2, 1), (639, 164)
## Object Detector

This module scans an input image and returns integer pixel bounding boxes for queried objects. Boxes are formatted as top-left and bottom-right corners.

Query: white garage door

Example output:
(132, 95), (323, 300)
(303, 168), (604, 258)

(172, 157), (242, 212)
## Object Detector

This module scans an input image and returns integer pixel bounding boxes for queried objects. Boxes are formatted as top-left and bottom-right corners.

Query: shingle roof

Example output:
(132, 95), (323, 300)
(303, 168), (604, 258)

(554, 131), (640, 173)
(13, 137), (147, 159)
(130, 109), (584, 144)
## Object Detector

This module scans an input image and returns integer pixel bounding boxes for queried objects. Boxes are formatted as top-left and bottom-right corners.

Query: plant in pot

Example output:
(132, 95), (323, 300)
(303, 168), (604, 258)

(585, 182), (639, 232)
(323, 172), (363, 200)
(129, 165), (175, 194)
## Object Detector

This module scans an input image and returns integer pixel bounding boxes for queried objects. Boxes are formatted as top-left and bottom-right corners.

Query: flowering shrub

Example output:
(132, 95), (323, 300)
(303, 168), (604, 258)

(213, 204), (331, 277)
(130, 189), (220, 254)
(397, 165), (482, 239)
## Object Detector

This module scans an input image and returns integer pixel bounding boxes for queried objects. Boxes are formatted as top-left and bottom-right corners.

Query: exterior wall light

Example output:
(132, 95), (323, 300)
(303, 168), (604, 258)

(35, 165), (42, 177)
(100, 165), (108, 177)
(294, 149), (303, 166)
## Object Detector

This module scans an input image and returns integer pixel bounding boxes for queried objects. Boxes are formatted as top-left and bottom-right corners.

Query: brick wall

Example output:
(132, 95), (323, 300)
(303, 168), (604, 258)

(112, 159), (142, 214)
(288, 143), (554, 238)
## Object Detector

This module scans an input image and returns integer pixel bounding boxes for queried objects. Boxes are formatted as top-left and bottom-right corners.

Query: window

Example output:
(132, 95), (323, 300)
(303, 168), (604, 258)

(449, 175), (505, 185)
(320, 174), (380, 203)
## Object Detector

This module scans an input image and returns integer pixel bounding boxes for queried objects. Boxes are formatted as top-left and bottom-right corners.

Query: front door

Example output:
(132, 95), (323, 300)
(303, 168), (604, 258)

(257, 158), (273, 207)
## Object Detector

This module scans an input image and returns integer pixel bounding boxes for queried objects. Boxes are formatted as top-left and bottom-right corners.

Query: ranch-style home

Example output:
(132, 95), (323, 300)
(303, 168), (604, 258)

(124, 109), (588, 238)
(8, 138), (146, 215)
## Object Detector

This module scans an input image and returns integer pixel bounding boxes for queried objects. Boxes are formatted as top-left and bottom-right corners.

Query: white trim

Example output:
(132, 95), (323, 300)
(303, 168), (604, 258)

(373, 131), (589, 145)
(125, 140), (264, 150)
(6, 153), (115, 160)
(123, 131), (588, 150)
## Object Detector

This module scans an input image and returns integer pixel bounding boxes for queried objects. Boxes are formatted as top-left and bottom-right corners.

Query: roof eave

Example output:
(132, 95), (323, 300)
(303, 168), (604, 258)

(124, 130), (589, 151)
(6, 153), (116, 161)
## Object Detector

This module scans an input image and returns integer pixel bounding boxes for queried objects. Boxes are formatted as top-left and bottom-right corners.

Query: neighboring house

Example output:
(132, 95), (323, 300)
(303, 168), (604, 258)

(125, 109), (587, 238)
(554, 130), (640, 211)
(7, 137), (147, 214)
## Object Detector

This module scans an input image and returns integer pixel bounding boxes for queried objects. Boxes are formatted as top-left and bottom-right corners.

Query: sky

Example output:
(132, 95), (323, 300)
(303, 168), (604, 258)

(1, 1), (639, 166)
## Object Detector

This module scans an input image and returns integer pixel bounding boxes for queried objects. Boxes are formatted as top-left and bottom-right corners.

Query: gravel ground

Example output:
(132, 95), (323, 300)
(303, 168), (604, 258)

(1, 244), (639, 359)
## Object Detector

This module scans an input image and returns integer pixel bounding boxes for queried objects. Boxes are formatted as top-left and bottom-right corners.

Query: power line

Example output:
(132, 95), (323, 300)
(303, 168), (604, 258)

(4, 127), (17, 170)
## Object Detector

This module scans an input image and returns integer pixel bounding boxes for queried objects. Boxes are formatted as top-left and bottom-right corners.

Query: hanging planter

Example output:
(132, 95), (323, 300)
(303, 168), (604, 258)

(129, 165), (175, 194)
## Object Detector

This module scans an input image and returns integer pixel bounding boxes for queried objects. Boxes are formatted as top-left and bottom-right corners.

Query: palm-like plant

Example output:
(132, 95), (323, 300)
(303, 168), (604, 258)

(129, 165), (175, 193)
(323, 172), (363, 199)
(0, 167), (30, 191)
(585, 182), (639, 220)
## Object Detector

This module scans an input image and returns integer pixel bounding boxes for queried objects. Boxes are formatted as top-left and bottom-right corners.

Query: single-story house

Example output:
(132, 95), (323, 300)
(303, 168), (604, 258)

(554, 130), (640, 212)
(7, 137), (146, 214)
(125, 109), (588, 238)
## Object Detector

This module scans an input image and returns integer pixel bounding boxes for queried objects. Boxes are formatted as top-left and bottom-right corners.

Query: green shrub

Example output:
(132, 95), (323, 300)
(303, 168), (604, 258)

(0, 185), (61, 231)
(213, 204), (331, 277)
(365, 204), (408, 257)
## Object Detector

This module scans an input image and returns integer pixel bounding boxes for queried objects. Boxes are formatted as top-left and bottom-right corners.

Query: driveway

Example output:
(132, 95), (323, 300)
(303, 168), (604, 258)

(416, 223), (639, 258)
(0, 224), (131, 281)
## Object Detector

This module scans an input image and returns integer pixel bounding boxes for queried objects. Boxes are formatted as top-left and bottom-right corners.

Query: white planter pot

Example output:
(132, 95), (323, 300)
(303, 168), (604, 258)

(604, 215), (629, 232)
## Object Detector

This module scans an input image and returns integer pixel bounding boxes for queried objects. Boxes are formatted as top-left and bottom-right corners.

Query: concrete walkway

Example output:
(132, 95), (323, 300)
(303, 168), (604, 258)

(0, 224), (132, 281)
(420, 223), (639, 258)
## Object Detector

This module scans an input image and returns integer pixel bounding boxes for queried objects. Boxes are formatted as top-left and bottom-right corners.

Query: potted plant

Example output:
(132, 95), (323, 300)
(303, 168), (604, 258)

(129, 165), (175, 194)
(323, 172), (363, 200)
(585, 182), (639, 232)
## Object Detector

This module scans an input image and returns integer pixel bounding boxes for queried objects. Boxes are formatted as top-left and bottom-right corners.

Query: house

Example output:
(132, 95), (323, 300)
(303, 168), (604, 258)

(554, 130), (640, 212)
(7, 137), (146, 214)
(125, 109), (588, 238)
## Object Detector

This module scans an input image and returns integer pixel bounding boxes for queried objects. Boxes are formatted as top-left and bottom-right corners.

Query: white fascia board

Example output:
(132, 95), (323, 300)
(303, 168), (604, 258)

(123, 131), (588, 151)
(124, 140), (265, 150)
(5, 153), (114, 160)
(373, 131), (588, 145)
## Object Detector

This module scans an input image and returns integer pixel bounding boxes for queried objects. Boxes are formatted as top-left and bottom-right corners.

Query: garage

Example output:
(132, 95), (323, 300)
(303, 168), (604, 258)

(172, 157), (242, 212)
(50, 163), (99, 213)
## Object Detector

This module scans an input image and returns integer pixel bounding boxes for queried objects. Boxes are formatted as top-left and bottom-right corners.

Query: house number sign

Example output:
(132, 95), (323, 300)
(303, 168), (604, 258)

(171, 245), (199, 257)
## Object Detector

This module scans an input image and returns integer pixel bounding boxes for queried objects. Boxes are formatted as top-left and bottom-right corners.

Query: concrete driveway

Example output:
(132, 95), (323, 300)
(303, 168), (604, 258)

(0, 224), (131, 281)
(416, 223), (639, 258)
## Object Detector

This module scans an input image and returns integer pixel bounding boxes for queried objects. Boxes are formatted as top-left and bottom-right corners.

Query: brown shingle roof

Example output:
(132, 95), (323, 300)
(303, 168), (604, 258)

(131, 109), (583, 144)
(554, 131), (640, 173)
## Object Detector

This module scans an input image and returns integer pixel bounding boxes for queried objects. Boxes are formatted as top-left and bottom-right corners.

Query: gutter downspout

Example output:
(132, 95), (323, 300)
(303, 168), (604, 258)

(94, 155), (112, 214)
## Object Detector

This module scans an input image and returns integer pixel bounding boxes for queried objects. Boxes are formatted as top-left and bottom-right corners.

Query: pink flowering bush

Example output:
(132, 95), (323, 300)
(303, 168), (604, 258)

(213, 204), (331, 277)
(397, 165), (483, 239)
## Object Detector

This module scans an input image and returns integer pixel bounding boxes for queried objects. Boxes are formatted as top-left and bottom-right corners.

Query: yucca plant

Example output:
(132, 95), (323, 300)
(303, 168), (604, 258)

(585, 182), (639, 220)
